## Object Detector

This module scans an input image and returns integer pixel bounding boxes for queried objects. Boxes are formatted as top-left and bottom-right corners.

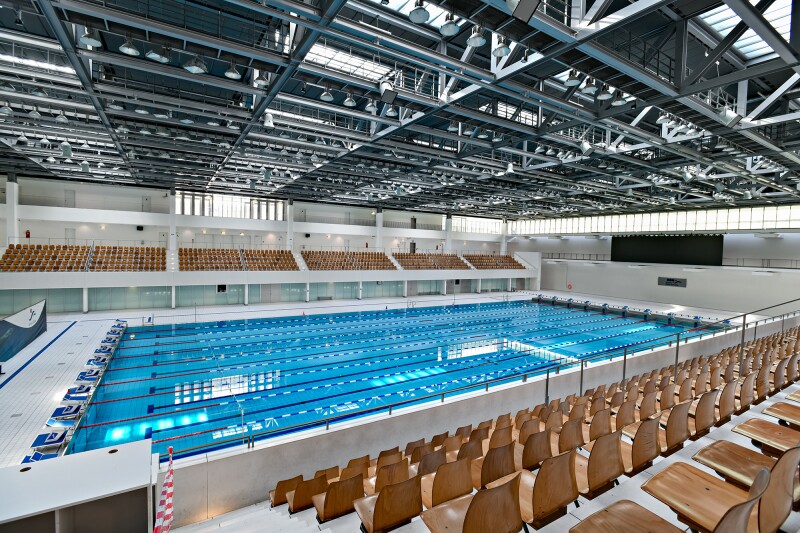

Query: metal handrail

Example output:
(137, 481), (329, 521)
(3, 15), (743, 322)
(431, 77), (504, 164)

(151, 295), (800, 461)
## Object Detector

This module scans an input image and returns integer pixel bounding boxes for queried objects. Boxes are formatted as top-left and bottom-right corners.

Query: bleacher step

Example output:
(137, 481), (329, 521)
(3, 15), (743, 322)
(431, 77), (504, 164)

(292, 251), (308, 271)
(387, 253), (404, 270)
(459, 254), (477, 270)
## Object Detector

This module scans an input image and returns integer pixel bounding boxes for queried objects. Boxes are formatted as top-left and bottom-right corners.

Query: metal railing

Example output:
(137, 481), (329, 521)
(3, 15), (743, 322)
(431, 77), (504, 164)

(147, 294), (800, 462)
(9, 237), (165, 247)
(542, 253), (611, 261)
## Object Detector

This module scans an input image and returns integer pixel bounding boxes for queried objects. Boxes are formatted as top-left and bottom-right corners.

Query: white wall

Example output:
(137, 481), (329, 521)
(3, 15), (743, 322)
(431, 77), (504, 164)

(17, 177), (169, 213)
(541, 260), (800, 313)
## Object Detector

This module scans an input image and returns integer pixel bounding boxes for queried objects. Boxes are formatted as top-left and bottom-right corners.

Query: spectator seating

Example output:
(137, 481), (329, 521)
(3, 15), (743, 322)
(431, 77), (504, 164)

(463, 254), (526, 269)
(301, 251), (396, 270)
(268, 325), (800, 531)
(90, 246), (165, 271)
(178, 248), (243, 271)
(0, 243), (90, 272)
(393, 253), (469, 270)
(242, 249), (298, 271)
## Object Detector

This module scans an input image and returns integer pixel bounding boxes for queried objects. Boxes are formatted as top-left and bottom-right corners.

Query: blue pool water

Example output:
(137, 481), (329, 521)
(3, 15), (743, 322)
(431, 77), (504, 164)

(68, 300), (717, 459)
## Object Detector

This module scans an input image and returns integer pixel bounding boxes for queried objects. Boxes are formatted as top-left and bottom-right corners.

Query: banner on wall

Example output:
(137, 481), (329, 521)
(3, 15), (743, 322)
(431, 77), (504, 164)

(0, 300), (47, 362)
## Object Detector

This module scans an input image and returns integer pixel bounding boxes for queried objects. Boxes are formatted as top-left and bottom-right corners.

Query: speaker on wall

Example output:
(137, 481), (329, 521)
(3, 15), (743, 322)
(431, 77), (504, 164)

(305, 233), (311, 238)
(136, 226), (144, 231)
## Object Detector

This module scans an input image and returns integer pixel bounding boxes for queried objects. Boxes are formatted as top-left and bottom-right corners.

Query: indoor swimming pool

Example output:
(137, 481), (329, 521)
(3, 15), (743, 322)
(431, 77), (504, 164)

(67, 300), (720, 459)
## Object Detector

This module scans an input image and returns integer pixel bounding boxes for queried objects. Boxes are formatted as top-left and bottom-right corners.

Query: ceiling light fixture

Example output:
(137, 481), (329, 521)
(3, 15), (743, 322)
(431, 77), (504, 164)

(183, 56), (208, 74)
(467, 25), (486, 47)
(343, 93), (356, 107)
(254, 72), (269, 88)
(610, 91), (627, 106)
(31, 87), (48, 97)
(263, 112), (274, 128)
(596, 84), (613, 101)
(320, 86), (334, 102)
(107, 100), (124, 110)
(79, 28), (102, 48)
(386, 105), (398, 117)
(564, 70), (582, 87)
(119, 36), (139, 56)
(28, 106), (41, 119)
(447, 120), (459, 132)
(55, 110), (68, 124)
(365, 99), (377, 113)
(580, 78), (598, 95)
(440, 12), (459, 36)
(409, 0), (430, 23)
(656, 112), (670, 125)
(0, 102), (12, 115)
(134, 104), (149, 115)
(145, 47), (171, 63)
(492, 35), (511, 57)
(224, 62), (241, 80)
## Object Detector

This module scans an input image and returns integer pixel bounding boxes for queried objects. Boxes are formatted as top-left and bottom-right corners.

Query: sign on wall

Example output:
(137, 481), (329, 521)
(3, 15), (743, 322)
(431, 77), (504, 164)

(658, 277), (688, 288)
(0, 300), (47, 362)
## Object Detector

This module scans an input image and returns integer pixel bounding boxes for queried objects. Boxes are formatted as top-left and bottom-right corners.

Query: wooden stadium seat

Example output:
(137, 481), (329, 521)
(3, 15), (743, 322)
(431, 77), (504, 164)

(313, 466), (339, 481)
(643, 463), (770, 532)
(517, 429), (553, 471)
(688, 389), (719, 439)
(735, 371), (757, 414)
(583, 407), (611, 443)
(516, 418), (541, 445)
(365, 458), (408, 496)
(569, 499), (680, 532)
(619, 416), (660, 476)
(421, 473), (522, 533)
(412, 447), (446, 478)
(693, 443), (800, 531)
(715, 380), (736, 426)
(470, 441), (515, 489)
(354, 475), (422, 533)
(403, 438), (424, 458)
(286, 475), (327, 513)
(312, 473), (365, 523)
(420, 457), (473, 510)
(733, 418), (800, 457)
(369, 448), (400, 470)
(430, 431), (449, 448)
(491, 449), (578, 528)
(409, 442), (436, 465)
(657, 400), (691, 456)
(558, 418), (586, 453)
(612, 400), (636, 432)
(574, 431), (624, 498)
(269, 474), (302, 507)
(487, 425), (513, 450)
(454, 424), (472, 439)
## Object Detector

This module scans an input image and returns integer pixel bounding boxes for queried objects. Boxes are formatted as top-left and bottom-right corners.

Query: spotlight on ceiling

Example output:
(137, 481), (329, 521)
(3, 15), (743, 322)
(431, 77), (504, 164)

(409, 0), (429, 24)
(320, 86), (334, 102)
(0, 102), (12, 115)
(467, 25), (486, 47)
(263, 112), (274, 128)
(60, 140), (72, 157)
(224, 62), (241, 80)
(447, 120), (459, 132)
(119, 36), (139, 56)
(385, 105), (398, 118)
(492, 36), (511, 57)
(55, 110), (68, 124)
(365, 99), (377, 113)
(27, 106), (41, 120)
(31, 87), (48, 97)
(145, 47), (171, 63)
(579, 140), (594, 156)
(107, 100), (124, 110)
(183, 56), (208, 74)
(343, 93), (357, 107)
(79, 29), (102, 48)
(440, 12), (459, 36)
(656, 112), (670, 125)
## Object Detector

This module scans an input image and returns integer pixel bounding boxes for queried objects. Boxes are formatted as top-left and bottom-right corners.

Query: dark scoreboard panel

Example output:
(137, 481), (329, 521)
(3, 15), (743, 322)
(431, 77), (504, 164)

(611, 235), (723, 266)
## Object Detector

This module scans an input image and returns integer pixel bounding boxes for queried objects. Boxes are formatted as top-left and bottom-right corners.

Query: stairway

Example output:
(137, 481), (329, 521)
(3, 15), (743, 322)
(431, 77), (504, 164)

(386, 253), (403, 270)
(459, 254), (477, 270)
(166, 250), (179, 271)
(292, 251), (308, 271)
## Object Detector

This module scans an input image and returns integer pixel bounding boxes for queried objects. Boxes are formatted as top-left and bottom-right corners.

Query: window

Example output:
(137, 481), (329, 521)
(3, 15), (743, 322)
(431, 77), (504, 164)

(176, 192), (284, 221)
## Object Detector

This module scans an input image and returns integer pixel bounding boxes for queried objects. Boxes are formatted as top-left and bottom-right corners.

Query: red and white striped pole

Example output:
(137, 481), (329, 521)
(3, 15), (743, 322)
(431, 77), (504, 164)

(154, 446), (174, 533)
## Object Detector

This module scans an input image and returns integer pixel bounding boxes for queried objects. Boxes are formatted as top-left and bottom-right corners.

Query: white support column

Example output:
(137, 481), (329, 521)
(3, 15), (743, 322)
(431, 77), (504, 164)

(507, 278), (513, 291)
(244, 283), (249, 306)
(171, 286), (176, 309)
(305, 282), (310, 303)
(82, 287), (88, 313)
(375, 207), (383, 250)
(441, 280), (447, 295)
(5, 174), (19, 246)
(444, 214), (453, 253)
(358, 281), (363, 300)
(403, 280), (408, 297)
(168, 189), (177, 252)
(476, 279), (482, 294)
(285, 200), (294, 251)
(500, 220), (508, 255)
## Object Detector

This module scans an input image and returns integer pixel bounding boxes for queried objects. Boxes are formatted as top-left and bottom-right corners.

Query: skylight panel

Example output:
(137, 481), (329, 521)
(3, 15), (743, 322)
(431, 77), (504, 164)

(698, 0), (792, 60)
(0, 53), (76, 75)
(305, 44), (392, 81)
